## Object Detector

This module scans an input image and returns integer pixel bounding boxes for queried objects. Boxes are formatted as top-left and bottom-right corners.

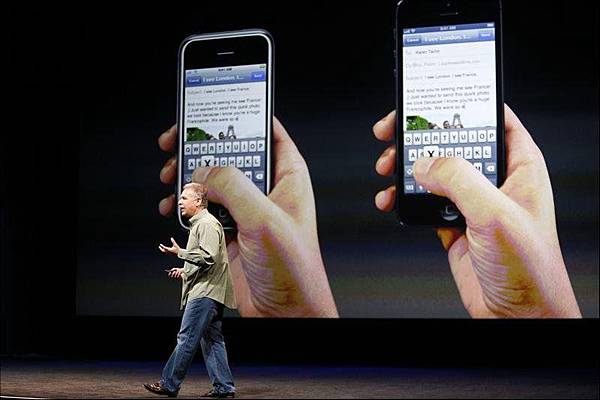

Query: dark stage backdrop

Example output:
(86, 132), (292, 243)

(71, 2), (599, 317)
(3, 1), (598, 353)
(3, 1), (599, 370)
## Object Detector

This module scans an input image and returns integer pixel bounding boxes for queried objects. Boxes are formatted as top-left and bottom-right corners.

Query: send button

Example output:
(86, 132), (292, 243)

(251, 71), (265, 81)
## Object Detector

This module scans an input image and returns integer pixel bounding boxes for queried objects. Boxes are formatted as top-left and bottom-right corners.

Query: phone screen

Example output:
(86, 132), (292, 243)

(182, 63), (268, 194)
(402, 22), (497, 195)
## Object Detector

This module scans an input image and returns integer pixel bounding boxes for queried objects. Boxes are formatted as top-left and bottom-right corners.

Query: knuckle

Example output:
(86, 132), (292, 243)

(287, 156), (310, 175)
(434, 157), (468, 186)
(215, 166), (242, 183)
(218, 166), (244, 192)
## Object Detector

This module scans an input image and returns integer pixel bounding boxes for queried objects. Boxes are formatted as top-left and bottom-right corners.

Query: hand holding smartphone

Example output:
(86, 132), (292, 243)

(394, 0), (504, 225)
(177, 30), (274, 230)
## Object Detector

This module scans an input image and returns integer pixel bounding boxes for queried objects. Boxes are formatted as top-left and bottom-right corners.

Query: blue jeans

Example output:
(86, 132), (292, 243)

(160, 297), (235, 394)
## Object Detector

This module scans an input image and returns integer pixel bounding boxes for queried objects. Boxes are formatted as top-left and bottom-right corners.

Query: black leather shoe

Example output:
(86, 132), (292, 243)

(200, 389), (235, 398)
(143, 382), (179, 397)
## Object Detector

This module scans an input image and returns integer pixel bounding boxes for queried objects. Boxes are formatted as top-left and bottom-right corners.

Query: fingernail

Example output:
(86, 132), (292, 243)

(158, 130), (169, 146)
(161, 195), (175, 213)
(376, 157), (384, 171)
(192, 167), (211, 183)
(376, 116), (388, 127)
(375, 190), (387, 208)
(381, 111), (395, 124)
(414, 157), (436, 177)
(158, 198), (168, 215)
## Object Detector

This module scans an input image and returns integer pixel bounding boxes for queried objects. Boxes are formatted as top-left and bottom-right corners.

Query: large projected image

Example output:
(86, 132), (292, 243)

(76, 6), (598, 320)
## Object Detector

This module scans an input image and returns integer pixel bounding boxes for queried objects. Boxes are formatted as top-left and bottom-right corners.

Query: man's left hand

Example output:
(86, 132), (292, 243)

(159, 237), (181, 256)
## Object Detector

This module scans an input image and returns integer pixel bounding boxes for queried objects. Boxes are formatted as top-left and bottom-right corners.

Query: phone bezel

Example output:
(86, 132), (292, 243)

(394, 0), (505, 226)
(176, 30), (274, 231)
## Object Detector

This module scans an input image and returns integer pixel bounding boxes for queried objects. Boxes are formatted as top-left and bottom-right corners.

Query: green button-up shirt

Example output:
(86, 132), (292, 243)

(177, 209), (237, 310)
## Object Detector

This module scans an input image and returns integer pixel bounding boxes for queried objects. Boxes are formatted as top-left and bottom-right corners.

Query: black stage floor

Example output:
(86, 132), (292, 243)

(0, 359), (598, 399)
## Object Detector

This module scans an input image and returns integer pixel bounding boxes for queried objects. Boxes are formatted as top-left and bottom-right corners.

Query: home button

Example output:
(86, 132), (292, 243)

(441, 205), (460, 221)
(218, 209), (230, 220)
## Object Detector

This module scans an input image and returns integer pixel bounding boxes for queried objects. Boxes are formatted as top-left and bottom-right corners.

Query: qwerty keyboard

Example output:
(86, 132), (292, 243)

(403, 127), (497, 194)
(183, 138), (266, 192)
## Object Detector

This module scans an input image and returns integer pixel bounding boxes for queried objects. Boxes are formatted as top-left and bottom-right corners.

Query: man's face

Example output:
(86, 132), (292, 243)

(178, 189), (201, 218)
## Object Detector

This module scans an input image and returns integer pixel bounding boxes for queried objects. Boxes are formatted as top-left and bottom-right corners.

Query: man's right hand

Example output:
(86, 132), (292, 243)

(158, 118), (338, 317)
(166, 268), (184, 280)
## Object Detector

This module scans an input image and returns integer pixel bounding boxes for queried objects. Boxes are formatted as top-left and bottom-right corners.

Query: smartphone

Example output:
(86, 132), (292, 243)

(177, 30), (274, 230)
(395, 0), (504, 226)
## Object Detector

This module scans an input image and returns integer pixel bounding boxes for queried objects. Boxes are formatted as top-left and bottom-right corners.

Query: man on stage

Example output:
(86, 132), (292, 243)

(144, 182), (237, 398)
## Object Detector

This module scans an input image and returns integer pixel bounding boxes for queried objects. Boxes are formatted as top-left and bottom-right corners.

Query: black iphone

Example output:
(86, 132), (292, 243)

(395, 0), (504, 226)
(177, 30), (274, 231)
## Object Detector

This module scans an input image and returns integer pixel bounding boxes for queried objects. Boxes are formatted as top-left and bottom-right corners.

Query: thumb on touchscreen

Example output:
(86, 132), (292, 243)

(192, 166), (273, 229)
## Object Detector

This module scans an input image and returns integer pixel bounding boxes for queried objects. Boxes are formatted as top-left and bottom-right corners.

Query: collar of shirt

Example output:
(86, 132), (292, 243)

(188, 208), (208, 226)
